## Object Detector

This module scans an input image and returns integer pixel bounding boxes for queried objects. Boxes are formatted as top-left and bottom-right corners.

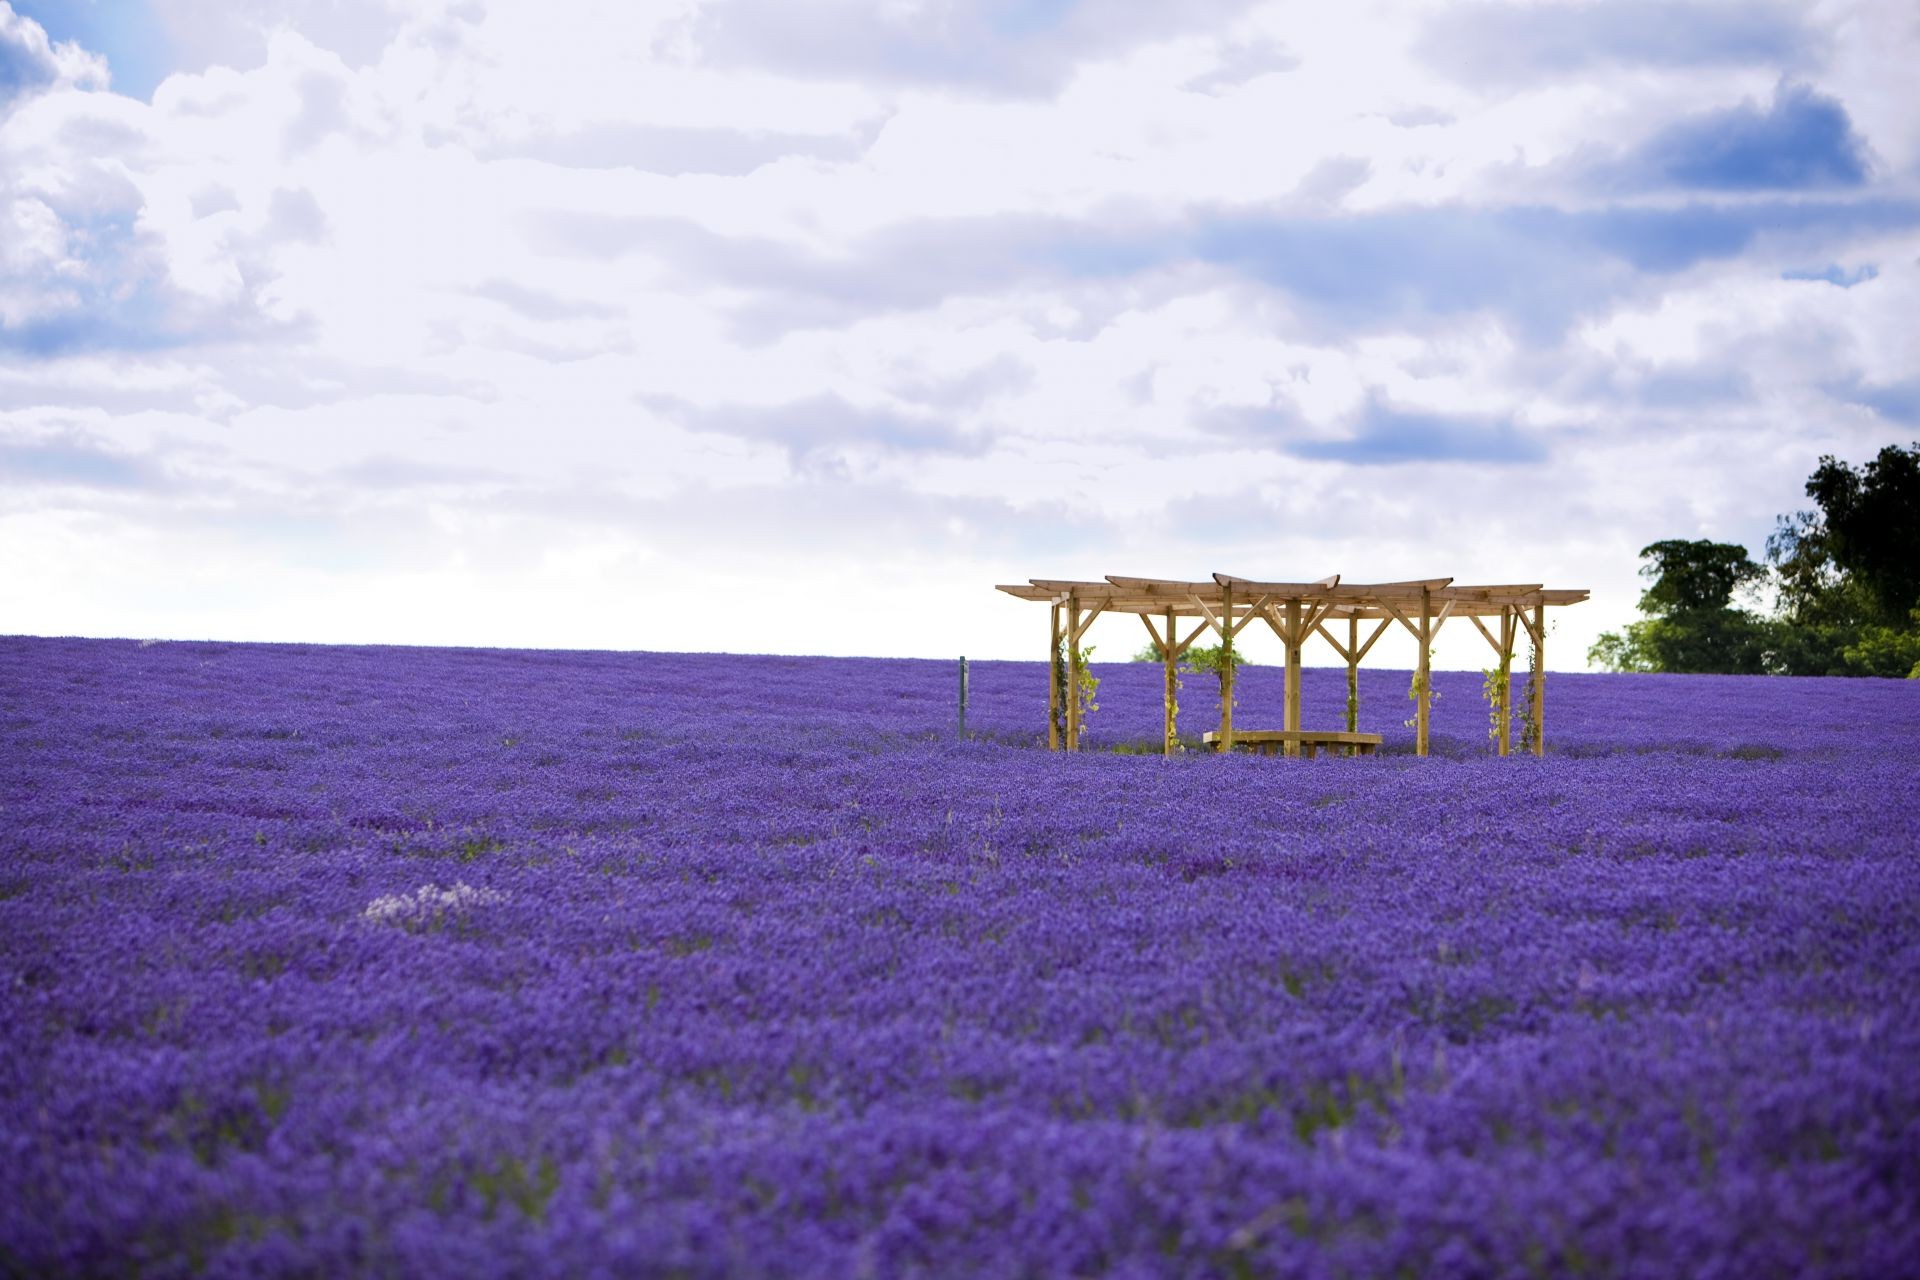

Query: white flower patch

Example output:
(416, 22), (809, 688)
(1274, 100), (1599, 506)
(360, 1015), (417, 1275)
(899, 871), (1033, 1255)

(361, 882), (508, 931)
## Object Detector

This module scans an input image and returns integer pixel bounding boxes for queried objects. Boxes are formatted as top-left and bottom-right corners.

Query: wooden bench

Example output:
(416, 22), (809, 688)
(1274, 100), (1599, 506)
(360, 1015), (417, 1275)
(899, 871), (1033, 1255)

(1202, 730), (1383, 758)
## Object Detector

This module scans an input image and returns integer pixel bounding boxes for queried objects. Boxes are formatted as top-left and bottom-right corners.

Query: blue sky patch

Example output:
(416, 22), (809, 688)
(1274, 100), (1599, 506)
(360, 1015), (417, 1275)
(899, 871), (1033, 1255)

(12, 0), (172, 100)
(1782, 263), (1879, 287)
(1286, 400), (1546, 466)
(1617, 83), (1870, 192)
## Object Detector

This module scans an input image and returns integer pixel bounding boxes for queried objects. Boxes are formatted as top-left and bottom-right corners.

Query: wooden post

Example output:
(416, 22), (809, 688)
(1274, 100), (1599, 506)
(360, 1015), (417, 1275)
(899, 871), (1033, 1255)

(1346, 615), (1360, 735)
(1284, 598), (1303, 758)
(1496, 608), (1512, 757)
(1162, 607), (1178, 758)
(1417, 586), (1432, 758)
(1047, 604), (1061, 751)
(1066, 594), (1082, 752)
(1531, 603), (1546, 757)
(1220, 584), (1235, 752)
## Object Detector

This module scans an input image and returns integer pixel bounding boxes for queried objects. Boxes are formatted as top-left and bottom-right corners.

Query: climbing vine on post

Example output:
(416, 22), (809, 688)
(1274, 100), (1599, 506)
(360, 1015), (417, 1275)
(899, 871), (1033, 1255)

(1183, 644), (1238, 712)
(1050, 638), (1068, 747)
(1073, 645), (1100, 729)
(1346, 666), (1359, 733)
(1481, 667), (1512, 747)
(1404, 662), (1439, 728)
(1520, 634), (1541, 755)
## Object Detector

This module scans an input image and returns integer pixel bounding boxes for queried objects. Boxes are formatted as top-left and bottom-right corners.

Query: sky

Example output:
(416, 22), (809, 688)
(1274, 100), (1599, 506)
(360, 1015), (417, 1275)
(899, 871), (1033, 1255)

(1, 0), (1916, 670)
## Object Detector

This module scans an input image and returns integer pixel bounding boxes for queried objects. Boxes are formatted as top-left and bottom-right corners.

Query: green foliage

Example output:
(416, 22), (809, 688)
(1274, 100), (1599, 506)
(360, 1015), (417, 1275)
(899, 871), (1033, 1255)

(1403, 662), (1437, 728)
(1587, 622), (1656, 673)
(1842, 610), (1920, 678)
(1056, 636), (1099, 733)
(1075, 646), (1101, 720)
(1589, 539), (1770, 674)
(1520, 636), (1540, 753)
(1177, 643), (1241, 710)
(1635, 539), (1766, 614)
(1345, 664), (1359, 734)
(1790, 442), (1920, 624)
(1051, 640), (1068, 743)
(1766, 442), (1920, 675)
(1481, 667), (1511, 745)
(470, 1154), (561, 1223)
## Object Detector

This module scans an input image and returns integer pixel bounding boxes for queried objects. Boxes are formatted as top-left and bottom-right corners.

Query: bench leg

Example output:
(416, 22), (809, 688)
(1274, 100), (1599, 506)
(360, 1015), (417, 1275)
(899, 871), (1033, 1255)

(1303, 742), (1317, 759)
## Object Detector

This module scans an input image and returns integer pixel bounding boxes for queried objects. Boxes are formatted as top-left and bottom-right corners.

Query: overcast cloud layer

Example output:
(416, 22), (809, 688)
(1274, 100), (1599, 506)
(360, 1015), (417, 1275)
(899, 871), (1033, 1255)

(2, 0), (1916, 668)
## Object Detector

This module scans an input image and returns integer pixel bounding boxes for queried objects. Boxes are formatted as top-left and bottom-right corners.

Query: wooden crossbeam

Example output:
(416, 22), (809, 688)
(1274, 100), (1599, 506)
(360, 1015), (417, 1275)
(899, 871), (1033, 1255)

(1227, 594), (1271, 639)
(1138, 612), (1166, 653)
(1070, 599), (1108, 644)
(1355, 617), (1393, 662)
(1186, 593), (1225, 636)
(1214, 572), (1340, 596)
(1172, 619), (1210, 657)
(1469, 614), (1503, 655)
(1008, 573), (1579, 763)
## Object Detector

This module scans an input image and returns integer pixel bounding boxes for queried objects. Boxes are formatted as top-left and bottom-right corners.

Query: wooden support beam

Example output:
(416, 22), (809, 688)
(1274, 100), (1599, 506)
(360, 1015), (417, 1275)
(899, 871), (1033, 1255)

(1468, 613), (1503, 656)
(1163, 607), (1178, 758)
(1380, 599), (1420, 640)
(1284, 597), (1303, 757)
(1186, 593), (1226, 637)
(1314, 620), (1352, 663)
(1047, 603), (1061, 752)
(1138, 611), (1166, 654)
(1531, 603), (1546, 757)
(1226, 594), (1272, 640)
(1355, 617), (1393, 663)
(1220, 583), (1235, 752)
(1260, 603), (1292, 646)
(1171, 619), (1210, 658)
(1416, 586), (1432, 758)
(1516, 606), (1543, 646)
(1070, 598), (1108, 645)
(1489, 606), (1505, 756)
(1066, 595), (1082, 752)
(1345, 614), (1360, 734)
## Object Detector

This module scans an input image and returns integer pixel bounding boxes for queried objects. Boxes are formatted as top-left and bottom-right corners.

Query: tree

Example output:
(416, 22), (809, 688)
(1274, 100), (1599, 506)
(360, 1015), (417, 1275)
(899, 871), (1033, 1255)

(1131, 639), (1242, 700)
(1766, 442), (1920, 676)
(1588, 539), (1770, 674)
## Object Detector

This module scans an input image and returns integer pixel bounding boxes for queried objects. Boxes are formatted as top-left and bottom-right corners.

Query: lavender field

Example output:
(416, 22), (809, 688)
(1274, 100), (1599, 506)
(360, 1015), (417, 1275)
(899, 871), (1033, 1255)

(3, 636), (1917, 1278)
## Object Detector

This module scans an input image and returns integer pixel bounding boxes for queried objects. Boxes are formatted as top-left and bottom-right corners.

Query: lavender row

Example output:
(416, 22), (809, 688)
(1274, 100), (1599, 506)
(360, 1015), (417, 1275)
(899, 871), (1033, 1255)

(3, 637), (1917, 1277)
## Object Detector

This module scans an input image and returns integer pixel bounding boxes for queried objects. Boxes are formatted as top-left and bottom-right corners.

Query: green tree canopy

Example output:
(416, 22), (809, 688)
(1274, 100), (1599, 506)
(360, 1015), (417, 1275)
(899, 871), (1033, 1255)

(1766, 441), (1920, 676)
(1588, 539), (1770, 674)
(1635, 539), (1766, 614)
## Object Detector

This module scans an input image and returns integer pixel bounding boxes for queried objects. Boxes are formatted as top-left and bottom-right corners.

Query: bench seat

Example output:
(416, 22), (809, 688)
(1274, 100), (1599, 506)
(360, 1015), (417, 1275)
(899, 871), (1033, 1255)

(1202, 729), (1384, 758)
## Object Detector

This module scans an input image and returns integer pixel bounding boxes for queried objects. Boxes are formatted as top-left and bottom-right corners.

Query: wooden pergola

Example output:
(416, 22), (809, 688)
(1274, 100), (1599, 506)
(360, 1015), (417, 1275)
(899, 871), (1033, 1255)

(997, 574), (1589, 758)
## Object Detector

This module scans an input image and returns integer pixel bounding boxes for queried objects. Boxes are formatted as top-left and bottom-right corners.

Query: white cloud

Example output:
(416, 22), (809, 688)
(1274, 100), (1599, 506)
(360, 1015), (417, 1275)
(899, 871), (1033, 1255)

(1, 0), (1916, 671)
